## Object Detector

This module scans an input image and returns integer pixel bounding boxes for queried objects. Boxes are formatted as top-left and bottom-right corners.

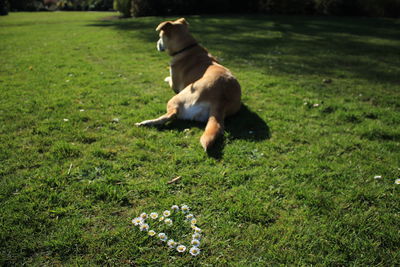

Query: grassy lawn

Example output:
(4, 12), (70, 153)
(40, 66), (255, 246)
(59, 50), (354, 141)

(1, 11), (400, 265)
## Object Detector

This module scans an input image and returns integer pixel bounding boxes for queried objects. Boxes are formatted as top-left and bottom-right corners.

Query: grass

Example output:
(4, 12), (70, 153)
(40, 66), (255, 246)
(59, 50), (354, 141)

(1, 11), (399, 265)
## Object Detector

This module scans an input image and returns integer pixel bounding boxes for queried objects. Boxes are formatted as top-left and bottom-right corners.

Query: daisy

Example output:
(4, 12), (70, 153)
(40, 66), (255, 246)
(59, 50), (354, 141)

(158, 233), (168, 242)
(163, 210), (171, 217)
(189, 246), (200, 256)
(171, 205), (179, 211)
(167, 239), (177, 248)
(192, 233), (201, 240)
(191, 239), (200, 247)
(176, 245), (186, 253)
(395, 179), (400, 185)
(148, 230), (156, 236)
(150, 212), (158, 219)
(139, 223), (149, 231)
(193, 227), (202, 233)
(159, 216), (165, 221)
(140, 212), (148, 219)
(164, 218), (173, 226)
(190, 218), (197, 225)
(181, 205), (190, 213)
(185, 214), (194, 220)
(132, 217), (142, 226)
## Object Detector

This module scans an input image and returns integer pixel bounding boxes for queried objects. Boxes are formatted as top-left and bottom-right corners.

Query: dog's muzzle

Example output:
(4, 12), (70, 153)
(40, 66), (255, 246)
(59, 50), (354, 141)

(157, 38), (165, 52)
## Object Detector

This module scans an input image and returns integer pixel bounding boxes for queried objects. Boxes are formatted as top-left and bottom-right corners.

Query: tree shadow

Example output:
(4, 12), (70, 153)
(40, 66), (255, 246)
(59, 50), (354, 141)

(157, 104), (270, 159)
(87, 15), (400, 86)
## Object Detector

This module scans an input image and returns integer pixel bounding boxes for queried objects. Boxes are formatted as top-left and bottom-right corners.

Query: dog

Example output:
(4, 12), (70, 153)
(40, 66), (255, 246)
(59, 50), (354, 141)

(135, 18), (241, 151)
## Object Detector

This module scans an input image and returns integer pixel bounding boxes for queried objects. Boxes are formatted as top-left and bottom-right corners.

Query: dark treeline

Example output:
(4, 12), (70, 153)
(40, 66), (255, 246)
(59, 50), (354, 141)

(111, 0), (400, 18)
(2, 0), (113, 12)
(2, 0), (400, 18)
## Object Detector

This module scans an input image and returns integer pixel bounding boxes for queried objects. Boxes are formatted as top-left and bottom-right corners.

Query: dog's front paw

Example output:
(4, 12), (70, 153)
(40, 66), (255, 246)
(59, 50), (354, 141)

(135, 121), (146, 126)
(135, 120), (154, 126)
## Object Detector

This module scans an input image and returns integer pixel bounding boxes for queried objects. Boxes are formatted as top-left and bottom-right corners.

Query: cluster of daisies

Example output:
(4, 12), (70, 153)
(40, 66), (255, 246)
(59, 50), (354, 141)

(132, 204), (201, 256)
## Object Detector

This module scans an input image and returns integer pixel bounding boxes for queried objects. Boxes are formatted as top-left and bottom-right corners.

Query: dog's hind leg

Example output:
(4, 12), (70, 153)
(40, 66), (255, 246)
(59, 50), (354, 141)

(200, 106), (224, 151)
(135, 102), (178, 127)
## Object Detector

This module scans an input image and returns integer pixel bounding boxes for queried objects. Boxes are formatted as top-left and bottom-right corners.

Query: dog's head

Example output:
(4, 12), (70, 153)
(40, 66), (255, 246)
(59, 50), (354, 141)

(155, 18), (196, 56)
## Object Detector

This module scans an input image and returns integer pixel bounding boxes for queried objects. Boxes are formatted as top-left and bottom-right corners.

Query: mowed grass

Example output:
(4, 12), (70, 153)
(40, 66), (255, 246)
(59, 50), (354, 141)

(1, 11), (400, 265)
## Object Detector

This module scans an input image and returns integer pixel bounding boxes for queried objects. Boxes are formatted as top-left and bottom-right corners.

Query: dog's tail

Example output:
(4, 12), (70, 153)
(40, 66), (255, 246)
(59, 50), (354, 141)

(200, 109), (224, 151)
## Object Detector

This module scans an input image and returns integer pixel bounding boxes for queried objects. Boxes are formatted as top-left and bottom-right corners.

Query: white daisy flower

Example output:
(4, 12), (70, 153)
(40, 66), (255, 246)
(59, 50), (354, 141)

(189, 246), (200, 256)
(148, 230), (156, 236)
(185, 214), (194, 220)
(395, 179), (400, 185)
(181, 205), (190, 213)
(167, 239), (177, 248)
(176, 245), (186, 253)
(140, 212), (148, 219)
(139, 223), (149, 231)
(132, 217), (142, 226)
(150, 212), (158, 219)
(159, 216), (165, 221)
(171, 205), (179, 211)
(192, 233), (201, 240)
(164, 218), (173, 226)
(191, 239), (200, 247)
(163, 210), (171, 217)
(190, 218), (197, 225)
(193, 227), (202, 233)
(158, 233), (168, 242)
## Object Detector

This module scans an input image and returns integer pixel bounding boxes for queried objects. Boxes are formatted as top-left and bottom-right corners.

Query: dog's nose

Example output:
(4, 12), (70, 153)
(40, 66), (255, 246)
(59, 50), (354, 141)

(157, 39), (165, 52)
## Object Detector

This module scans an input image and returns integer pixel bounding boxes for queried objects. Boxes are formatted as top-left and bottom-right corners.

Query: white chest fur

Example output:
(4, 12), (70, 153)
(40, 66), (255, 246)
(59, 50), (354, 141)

(178, 102), (210, 122)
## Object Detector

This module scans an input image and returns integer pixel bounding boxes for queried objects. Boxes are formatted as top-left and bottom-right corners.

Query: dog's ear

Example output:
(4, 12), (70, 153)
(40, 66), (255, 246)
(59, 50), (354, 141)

(156, 21), (172, 32)
(176, 18), (188, 26)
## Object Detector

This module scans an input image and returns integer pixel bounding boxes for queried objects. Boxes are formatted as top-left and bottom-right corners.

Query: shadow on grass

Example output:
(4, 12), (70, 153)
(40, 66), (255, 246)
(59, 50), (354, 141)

(88, 15), (400, 86)
(157, 104), (270, 159)
(210, 104), (271, 159)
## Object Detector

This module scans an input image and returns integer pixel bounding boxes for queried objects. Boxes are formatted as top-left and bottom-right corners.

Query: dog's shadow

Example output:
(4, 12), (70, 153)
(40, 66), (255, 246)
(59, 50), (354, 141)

(159, 104), (271, 159)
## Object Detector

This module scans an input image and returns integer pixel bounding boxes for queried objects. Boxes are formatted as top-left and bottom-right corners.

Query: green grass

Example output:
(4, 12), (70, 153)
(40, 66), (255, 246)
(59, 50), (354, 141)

(1, 11), (400, 265)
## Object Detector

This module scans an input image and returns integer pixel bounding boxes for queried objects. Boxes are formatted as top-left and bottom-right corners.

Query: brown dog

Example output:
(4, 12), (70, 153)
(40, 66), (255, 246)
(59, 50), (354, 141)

(135, 18), (241, 151)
